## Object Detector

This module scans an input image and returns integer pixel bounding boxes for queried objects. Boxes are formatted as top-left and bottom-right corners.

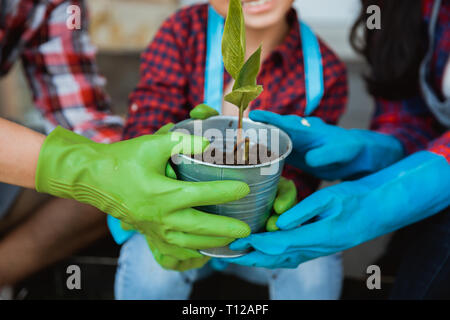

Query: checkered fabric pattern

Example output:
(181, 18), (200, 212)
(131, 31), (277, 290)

(372, 0), (449, 163)
(0, 0), (123, 143)
(123, 5), (348, 200)
(429, 131), (450, 161)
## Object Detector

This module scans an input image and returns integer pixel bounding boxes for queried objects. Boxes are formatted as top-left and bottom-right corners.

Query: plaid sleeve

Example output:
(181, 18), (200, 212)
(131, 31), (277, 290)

(123, 13), (189, 140)
(371, 96), (443, 155)
(21, 0), (123, 143)
(428, 131), (450, 163)
(311, 40), (348, 125)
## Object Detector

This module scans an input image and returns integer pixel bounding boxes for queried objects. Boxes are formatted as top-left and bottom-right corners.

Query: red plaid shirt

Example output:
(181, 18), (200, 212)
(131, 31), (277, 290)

(123, 4), (348, 200)
(371, 0), (450, 162)
(0, 0), (123, 143)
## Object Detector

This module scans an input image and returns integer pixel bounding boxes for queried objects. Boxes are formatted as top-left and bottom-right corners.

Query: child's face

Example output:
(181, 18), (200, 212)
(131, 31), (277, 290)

(210, 0), (294, 29)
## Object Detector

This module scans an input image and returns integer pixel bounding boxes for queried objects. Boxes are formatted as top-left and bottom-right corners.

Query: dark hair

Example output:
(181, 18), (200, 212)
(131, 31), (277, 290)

(350, 0), (428, 100)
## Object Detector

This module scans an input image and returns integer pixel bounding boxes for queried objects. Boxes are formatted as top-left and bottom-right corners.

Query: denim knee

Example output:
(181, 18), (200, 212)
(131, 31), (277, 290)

(114, 234), (196, 300)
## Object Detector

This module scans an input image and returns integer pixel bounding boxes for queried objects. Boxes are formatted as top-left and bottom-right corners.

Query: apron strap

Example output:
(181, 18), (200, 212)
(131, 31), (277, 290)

(204, 5), (225, 114)
(300, 21), (324, 115)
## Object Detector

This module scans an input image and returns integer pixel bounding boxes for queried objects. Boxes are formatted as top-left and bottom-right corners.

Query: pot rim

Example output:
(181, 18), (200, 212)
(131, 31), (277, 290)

(171, 115), (293, 169)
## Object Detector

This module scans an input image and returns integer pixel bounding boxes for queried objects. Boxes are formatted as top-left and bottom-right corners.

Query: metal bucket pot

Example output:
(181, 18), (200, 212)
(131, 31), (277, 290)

(171, 116), (292, 258)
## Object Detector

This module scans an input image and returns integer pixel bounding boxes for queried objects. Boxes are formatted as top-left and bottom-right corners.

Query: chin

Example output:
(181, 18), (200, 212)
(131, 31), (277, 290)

(242, 0), (292, 30)
(244, 13), (285, 30)
(210, 0), (293, 29)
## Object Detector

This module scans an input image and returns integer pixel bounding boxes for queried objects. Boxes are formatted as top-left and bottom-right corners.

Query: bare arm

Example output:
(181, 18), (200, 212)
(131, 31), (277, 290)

(0, 118), (45, 189)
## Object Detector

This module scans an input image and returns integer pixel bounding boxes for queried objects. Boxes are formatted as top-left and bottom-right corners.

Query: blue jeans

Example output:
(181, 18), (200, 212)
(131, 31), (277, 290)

(115, 234), (343, 300)
(389, 206), (450, 299)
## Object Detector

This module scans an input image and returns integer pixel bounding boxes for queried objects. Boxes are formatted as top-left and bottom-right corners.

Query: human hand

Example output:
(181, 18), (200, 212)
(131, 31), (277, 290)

(36, 126), (252, 271)
(225, 151), (450, 268)
(249, 110), (404, 181)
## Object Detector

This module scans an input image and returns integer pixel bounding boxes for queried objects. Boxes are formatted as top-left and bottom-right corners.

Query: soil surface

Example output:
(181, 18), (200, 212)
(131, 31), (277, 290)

(191, 139), (279, 166)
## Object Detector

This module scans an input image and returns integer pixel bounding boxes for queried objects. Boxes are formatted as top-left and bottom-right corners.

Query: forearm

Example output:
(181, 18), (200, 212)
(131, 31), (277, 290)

(359, 151), (450, 234)
(0, 118), (45, 189)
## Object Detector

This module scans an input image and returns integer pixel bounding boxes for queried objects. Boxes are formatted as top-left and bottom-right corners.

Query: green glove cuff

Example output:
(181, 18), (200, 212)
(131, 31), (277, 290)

(35, 126), (128, 219)
(37, 126), (90, 195)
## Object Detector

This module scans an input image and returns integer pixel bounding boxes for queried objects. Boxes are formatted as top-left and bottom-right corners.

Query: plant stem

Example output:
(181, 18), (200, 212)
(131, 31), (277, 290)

(244, 137), (250, 163)
(235, 103), (250, 163)
(237, 105), (244, 148)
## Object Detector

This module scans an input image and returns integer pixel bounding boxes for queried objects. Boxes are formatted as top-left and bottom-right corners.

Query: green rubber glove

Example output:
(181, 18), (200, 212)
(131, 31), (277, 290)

(36, 126), (252, 271)
(265, 177), (298, 231)
(120, 125), (244, 271)
(190, 104), (298, 233)
(119, 218), (211, 271)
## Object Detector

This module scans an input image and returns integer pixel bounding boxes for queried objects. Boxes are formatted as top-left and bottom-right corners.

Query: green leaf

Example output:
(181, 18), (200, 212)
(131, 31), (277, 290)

(222, 0), (246, 80)
(190, 104), (219, 120)
(233, 45), (262, 90)
(224, 85), (263, 111)
(221, 0), (263, 119)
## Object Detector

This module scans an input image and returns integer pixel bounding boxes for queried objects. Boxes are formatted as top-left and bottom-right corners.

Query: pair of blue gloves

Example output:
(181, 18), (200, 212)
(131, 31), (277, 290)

(224, 110), (450, 269)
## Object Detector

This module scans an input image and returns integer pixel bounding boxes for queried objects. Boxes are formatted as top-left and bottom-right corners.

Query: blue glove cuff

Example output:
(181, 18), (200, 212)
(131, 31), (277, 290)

(352, 150), (450, 235)
(347, 129), (405, 176)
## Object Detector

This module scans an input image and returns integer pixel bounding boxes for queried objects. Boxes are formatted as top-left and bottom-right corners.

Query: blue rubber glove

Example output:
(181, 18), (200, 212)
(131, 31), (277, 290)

(249, 110), (405, 181)
(225, 151), (450, 269)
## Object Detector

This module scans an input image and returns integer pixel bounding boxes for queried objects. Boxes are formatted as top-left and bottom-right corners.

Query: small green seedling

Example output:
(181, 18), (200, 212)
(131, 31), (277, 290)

(191, 0), (263, 162)
(222, 0), (263, 149)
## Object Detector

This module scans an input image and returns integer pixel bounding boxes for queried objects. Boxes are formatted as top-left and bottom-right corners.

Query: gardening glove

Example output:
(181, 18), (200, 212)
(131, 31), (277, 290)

(224, 151), (450, 269)
(207, 177), (298, 272)
(249, 110), (405, 181)
(107, 122), (177, 244)
(119, 218), (212, 272)
(105, 123), (249, 271)
(107, 123), (177, 245)
(36, 126), (252, 271)
(265, 177), (297, 232)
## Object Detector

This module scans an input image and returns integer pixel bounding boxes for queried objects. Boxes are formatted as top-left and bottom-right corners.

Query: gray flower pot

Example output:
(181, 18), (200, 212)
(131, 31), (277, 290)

(171, 116), (292, 258)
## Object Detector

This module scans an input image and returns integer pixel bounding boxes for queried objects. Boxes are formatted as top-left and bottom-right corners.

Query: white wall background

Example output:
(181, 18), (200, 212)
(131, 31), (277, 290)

(294, 0), (361, 60)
